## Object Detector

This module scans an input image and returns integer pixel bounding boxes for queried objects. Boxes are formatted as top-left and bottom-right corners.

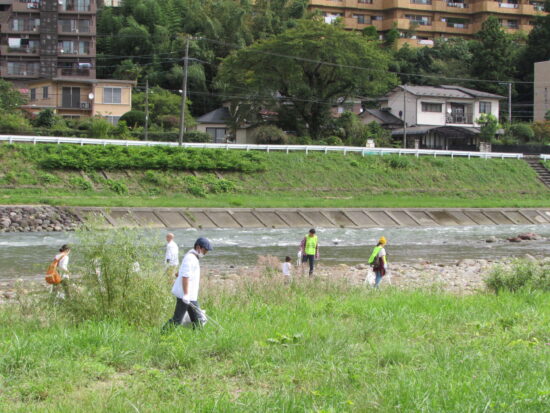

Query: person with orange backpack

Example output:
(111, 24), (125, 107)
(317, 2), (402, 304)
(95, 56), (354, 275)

(46, 244), (71, 298)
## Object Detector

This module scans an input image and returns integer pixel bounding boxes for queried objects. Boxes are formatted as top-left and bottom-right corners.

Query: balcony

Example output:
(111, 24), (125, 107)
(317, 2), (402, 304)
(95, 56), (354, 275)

(1, 45), (39, 55)
(60, 100), (92, 110)
(446, 113), (473, 124)
(58, 67), (92, 77)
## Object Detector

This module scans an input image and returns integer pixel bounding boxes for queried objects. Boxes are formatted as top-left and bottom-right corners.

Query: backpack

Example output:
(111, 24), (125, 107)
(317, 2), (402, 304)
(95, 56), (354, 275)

(45, 255), (64, 285)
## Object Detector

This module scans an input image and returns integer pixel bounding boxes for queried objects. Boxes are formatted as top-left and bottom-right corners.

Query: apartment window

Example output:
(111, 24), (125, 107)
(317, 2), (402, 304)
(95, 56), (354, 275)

(62, 87), (81, 108)
(479, 101), (492, 114)
(411, 0), (431, 4)
(205, 127), (226, 143)
(30, 88), (36, 101)
(60, 0), (91, 12)
(353, 14), (366, 24)
(421, 102), (442, 112)
(59, 19), (91, 33)
(371, 15), (383, 21)
(43, 86), (49, 99)
(7, 62), (38, 76)
(358, 0), (373, 3)
(103, 87), (122, 104)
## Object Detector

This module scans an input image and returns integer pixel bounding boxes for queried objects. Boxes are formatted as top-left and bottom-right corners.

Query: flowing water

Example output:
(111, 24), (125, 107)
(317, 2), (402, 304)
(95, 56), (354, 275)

(1, 224), (550, 280)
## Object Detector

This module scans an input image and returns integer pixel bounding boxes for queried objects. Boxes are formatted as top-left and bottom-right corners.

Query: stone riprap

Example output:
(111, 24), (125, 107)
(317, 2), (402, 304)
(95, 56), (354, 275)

(0, 206), (81, 233)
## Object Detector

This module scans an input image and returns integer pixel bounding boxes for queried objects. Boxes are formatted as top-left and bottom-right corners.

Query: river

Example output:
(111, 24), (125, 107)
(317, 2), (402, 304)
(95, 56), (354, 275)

(1, 224), (550, 280)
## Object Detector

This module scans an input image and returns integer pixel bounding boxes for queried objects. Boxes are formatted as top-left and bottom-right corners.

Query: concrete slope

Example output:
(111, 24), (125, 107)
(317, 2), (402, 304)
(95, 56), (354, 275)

(71, 207), (550, 229)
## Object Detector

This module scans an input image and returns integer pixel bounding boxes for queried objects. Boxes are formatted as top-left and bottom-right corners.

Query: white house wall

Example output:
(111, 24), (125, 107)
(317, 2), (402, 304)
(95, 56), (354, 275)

(387, 90), (500, 127)
(387, 91), (417, 127)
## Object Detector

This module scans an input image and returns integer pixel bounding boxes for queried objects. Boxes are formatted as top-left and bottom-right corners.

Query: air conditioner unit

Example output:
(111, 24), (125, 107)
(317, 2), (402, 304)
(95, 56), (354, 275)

(80, 102), (90, 109)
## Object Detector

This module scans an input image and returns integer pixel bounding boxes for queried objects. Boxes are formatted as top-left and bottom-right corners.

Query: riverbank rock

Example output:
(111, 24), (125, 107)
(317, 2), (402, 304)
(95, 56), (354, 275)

(518, 232), (541, 241)
(0, 206), (81, 233)
(485, 236), (498, 243)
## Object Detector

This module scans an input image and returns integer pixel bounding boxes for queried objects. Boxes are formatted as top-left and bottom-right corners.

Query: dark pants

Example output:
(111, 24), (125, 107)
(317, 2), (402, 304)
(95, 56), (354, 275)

(163, 298), (200, 330)
(303, 254), (315, 275)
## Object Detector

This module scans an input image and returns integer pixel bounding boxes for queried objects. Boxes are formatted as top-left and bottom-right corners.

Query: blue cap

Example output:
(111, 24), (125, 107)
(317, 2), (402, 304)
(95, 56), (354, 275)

(195, 237), (213, 251)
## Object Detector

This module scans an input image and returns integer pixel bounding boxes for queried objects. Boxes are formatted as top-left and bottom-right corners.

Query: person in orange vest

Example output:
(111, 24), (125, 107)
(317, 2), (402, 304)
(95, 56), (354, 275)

(300, 228), (319, 276)
(368, 236), (388, 287)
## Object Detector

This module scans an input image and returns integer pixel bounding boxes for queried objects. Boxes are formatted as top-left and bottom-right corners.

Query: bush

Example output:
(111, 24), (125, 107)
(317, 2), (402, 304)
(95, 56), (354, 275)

(120, 110), (146, 128)
(158, 115), (179, 130)
(0, 111), (33, 134)
(508, 123), (534, 143)
(320, 136), (344, 146)
(33, 109), (56, 128)
(252, 125), (288, 145)
(33, 145), (266, 172)
(532, 121), (550, 144)
(68, 176), (93, 191)
(105, 179), (128, 195)
(183, 131), (212, 143)
(384, 155), (411, 169)
(485, 259), (550, 294)
(56, 226), (168, 326)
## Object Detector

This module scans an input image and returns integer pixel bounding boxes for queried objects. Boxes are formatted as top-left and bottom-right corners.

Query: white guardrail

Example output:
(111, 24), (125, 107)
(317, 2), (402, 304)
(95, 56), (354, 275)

(0, 134), (526, 159)
(541, 154), (550, 161)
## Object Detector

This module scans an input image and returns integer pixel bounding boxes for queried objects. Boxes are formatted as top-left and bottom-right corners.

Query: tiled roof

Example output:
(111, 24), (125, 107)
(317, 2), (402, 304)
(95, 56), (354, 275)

(197, 107), (231, 124)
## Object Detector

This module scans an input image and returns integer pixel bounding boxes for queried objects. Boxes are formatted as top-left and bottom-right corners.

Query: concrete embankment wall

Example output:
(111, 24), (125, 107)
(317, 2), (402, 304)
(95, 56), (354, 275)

(71, 207), (550, 229)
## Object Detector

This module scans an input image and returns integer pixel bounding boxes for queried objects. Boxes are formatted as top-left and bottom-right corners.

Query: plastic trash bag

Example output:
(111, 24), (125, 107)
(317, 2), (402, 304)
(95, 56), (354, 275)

(181, 309), (208, 328)
(364, 268), (376, 286)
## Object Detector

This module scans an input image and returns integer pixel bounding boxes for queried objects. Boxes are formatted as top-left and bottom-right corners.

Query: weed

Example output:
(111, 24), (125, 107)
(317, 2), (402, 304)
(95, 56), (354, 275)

(68, 176), (93, 191)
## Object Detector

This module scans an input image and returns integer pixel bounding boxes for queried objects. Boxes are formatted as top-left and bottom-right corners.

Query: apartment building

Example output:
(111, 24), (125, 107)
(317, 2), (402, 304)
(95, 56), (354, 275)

(0, 0), (96, 85)
(310, 0), (547, 46)
(534, 60), (550, 122)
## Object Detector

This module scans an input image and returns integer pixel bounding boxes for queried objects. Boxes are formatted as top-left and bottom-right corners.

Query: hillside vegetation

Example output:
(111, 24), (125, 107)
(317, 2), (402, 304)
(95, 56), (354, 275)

(0, 144), (548, 208)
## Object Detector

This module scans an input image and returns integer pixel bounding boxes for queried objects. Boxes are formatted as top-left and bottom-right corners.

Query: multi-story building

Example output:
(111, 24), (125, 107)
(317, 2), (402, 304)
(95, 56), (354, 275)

(0, 0), (96, 85)
(310, 0), (548, 46)
(534, 60), (550, 122)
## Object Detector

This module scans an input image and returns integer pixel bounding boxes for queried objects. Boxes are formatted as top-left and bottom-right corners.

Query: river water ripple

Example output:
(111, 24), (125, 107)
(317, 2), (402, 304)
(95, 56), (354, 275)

(1, 224), (549, 279)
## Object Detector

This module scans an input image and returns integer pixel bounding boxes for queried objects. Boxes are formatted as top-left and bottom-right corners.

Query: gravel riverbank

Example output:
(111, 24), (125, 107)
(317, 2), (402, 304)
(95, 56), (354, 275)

(4, 256), (545, 304)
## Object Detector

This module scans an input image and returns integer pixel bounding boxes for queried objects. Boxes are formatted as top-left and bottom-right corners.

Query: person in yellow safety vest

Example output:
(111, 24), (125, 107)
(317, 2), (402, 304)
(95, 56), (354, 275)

(300, 228), (319, 276)
(368, 236), (388, 287)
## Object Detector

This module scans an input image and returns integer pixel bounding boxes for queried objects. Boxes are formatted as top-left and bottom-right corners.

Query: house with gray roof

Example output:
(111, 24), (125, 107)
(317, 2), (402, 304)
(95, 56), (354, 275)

(379, 85), (503, 150)
(195, 106), (259, 144)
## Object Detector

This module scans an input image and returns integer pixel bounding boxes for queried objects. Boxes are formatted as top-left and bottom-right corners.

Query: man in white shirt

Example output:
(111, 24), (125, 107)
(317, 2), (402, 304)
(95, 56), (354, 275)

(165, 233), (179, 278)
(163, 237), (212, 330)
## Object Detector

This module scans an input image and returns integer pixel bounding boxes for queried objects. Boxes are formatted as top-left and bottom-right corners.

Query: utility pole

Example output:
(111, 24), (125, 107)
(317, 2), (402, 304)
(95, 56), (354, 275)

(508, 82), (512, 124)
(144, 78), (149, 141)
(403, 85), (407, 148)
(178, 36), (190, 146)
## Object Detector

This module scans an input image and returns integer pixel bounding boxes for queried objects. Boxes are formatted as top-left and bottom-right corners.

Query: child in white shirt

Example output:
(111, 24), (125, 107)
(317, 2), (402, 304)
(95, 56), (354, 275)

(282, 256), (292, 282)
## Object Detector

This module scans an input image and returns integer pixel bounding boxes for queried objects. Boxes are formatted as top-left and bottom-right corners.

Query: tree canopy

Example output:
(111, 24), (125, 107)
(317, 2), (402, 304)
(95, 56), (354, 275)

(216, 20), (397, 139)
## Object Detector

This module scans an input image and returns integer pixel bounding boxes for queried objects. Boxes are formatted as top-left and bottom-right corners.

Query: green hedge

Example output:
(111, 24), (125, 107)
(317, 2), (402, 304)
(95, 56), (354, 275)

(13, 144), (266, 172)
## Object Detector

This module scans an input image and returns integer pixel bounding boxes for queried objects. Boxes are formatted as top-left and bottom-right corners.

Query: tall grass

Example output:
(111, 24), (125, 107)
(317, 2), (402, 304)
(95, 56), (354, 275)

(47, 225), (170, 326)
(485, 259), (550, 294)
(1, 265), (549, 412)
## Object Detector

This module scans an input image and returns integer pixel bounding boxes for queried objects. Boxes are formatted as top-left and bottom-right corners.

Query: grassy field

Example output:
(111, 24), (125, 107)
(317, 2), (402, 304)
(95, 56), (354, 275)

(0, 144), (549, 208)
(1, 281), (549, 412)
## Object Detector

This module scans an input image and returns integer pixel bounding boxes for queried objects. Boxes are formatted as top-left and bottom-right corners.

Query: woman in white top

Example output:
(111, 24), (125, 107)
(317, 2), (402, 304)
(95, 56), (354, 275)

(53, 244), (71, 298)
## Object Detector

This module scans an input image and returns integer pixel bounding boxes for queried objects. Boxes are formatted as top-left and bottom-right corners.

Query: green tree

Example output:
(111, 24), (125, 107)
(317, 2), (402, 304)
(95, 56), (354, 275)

(470, 17), (515, 94)
(477, 113), (500, 142)
(0, 79), (27, 111)
(132, 87), (195, 128)
(216, 20), (396, 139)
